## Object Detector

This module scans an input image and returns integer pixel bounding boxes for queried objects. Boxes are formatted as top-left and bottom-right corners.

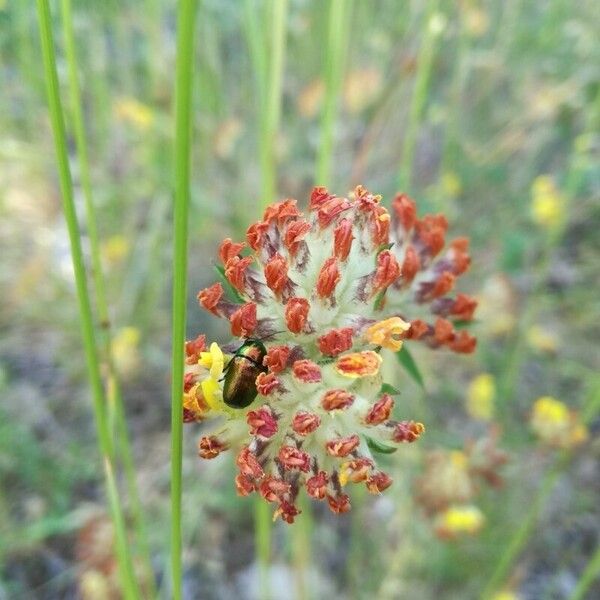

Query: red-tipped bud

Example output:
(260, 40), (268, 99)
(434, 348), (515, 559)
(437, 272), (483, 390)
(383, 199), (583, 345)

(198, 283), (223, 315)
(292, 359), (322, 383)
(236, 447), (264, 478)
(255, 372), (281, 396)
(284, 219), (312, 256)
(185, 334), (207, 363)
(321, 389), (355, 411)
(317, 327), (353, 357)
(263, 345), (291, 373)
(327, 493), (351, 514)
(235, 474), (256, 496)
(364, 394), (394, 425)
(373, 250), (401, 292)
(366, 472), (393, 493)
(431, 271), (456, 299)
(317, 196), (352, 228)
(450, 237), (471, 274)
(230, 302), (257, 337)
(407, 319), (429, 340)
(326, 434), (360, 457)
(259, 476), (291, 502)
(306, 471), (329, 499)
(316, 257), (341, 299)
(264, 253), (289, 296)
(285, 297), (310, 334)
(333, 218), (354, 260)
(392, 193), (417, 231)
(263, 198), (301, 224)
(246, 220), (268, 251)
(247, 406), (278, 438)
(401, 245), (420, 284)
(392, 420), (425, 443)
(449, 331), (477, 353)
(451, 294), (478, 321)
(310, 186), (333, 209)
(219, 238), (246, 264)
(415, 214), (448, 256)
(278, 446), (311, 472)
(434, 318), (455, 344)
(291, 411), (321, 435)
(198, 436), (229, 459)
(225, 255), (254, 293)
(275, 500), (301, 524)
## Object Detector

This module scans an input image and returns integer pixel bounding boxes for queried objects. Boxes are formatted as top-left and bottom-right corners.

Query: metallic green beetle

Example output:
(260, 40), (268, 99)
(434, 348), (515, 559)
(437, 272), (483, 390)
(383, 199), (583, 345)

(222, 339), (268, 408)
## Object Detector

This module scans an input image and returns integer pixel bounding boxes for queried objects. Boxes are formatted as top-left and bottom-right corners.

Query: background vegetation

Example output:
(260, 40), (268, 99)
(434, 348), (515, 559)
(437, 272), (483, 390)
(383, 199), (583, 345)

(0, 0), (598, 598)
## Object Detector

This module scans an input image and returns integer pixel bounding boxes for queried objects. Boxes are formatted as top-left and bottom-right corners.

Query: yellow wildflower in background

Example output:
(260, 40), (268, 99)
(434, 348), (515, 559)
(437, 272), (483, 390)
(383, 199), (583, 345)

(101, 235), (130, 267)
(114, 97), (154, 130)
(531, 175), (564, 230)
(434, 504), (484, 539)
(526, 324), (558, 354)
(111, 327), (141, 376)
(440, 170), (462, 198)
(491, 592), (521, 600)
(530, 396), (588, 449)
(466, 373), (496, 421)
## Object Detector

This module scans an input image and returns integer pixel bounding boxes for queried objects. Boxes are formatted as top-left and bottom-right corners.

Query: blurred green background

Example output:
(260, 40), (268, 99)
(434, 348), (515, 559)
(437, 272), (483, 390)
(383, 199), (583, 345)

(1, 0), (599, 598)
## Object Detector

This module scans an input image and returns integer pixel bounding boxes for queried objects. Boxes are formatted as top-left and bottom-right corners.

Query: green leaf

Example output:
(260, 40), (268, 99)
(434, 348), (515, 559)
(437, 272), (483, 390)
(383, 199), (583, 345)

(379, 383), (401, 396)
(453, 319), (479, 330)
(396, 346), (425, 389)
(366, 437), (397, 454)
(214, 264), (245, 304)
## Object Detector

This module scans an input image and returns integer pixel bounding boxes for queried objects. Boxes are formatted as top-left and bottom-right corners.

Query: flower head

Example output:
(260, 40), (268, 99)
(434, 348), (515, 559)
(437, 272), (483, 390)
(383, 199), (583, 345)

(434, 505), (485, 539)
(531, 175), (564, 230)
(465, 373), (496, 421)
(185, 186), (476, 521)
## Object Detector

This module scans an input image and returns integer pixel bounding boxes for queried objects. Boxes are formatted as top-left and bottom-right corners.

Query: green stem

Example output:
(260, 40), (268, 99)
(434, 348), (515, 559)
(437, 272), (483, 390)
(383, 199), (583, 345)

(569, 545), (600, 600)
(398, 0), (440, 192)
(315, 0), (353, 186)
(59, 1), (156, 593)
(36, 1), (140, 597)
(260, 0), (288, 205)
(255, 498), (272, 600)
(481, 377), (600, 599)
(170, 1), (198, 599)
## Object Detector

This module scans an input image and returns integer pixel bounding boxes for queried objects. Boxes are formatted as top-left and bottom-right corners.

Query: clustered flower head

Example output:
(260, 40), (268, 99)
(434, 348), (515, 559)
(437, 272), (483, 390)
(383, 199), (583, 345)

(183, 186), (477, 522)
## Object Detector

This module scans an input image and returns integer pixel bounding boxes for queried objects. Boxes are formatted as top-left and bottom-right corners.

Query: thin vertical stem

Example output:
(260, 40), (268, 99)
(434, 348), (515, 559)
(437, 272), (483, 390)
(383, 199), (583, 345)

(569, 545), (600, 600)
(481, 377), (600, 599)
(59, 0), (156, 593)
(260, 0), (288, 205)
(315, 0), (353, 186)
(170, 0), (198, 599)
(36, 1), (140, 598)
(398, 0), (440, 192)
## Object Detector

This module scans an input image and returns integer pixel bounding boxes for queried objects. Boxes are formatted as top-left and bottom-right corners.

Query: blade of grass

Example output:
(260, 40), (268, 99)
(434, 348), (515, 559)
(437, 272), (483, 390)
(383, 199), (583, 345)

(59, 0), (156, 593)
(569, 545), (600, 600)
(36, 1), (140, 597)
(396, 346), (425, 390)
(398, 0), (441, 192)
(481, 376), (600, 599)
(170, 0), (198, 598)
(315, 0), (353, 186)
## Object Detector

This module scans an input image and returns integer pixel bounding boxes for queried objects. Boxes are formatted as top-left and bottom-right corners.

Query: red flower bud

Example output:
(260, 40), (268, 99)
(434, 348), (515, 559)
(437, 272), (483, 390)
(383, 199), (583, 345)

(264, 253), (289, 297)
(316, 257), (341, 299)
(392, 420), (425, 443)
(321, 389), (354, 411)
(247, 406), (278, 438)
(278, 446), (311, 472)
(306, 471), (329, 499)
(364, 394), (394, 425)
(198, 283), (223, 315)
(285, 297), (310, 334)
(317, 327), (353, 357)
(326, 434), (360, 457)
(263, 345), (291, 373)
(219, 238), (246, 264)
(291, 411), (321, 435)
(230, 302), (257, 337)
(292, 359), (322, 383)
(198, 436), (229, 459)
(366, 471), (393, 493)
(333, 218), (354, 260)
(225, 255), (254, 293)
(327, 493), (351, 514)
(255, 372), (281, 396)
(373, 250), (401, 292)
(236, 447), (264, 478)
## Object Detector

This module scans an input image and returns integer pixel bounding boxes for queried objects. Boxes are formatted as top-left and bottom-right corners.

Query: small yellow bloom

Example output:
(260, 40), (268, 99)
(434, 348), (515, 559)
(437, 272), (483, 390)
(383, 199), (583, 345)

(114, 97), (154, 130)
(441, 171), (462, 198)
(531, 175), (564, 229)
(111, 326), (140, 376)
(365, 317), (410, 352)
(435, 504), (484, 538)
(530, 396), (588, 448)
(343, 68), (382, 114)
(526, 325), (558, 354)
(491, 592), (521, 600)
(102, 235), (130, 266)
(199, 342), (225, 380)
(466, 373), (496, 421)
